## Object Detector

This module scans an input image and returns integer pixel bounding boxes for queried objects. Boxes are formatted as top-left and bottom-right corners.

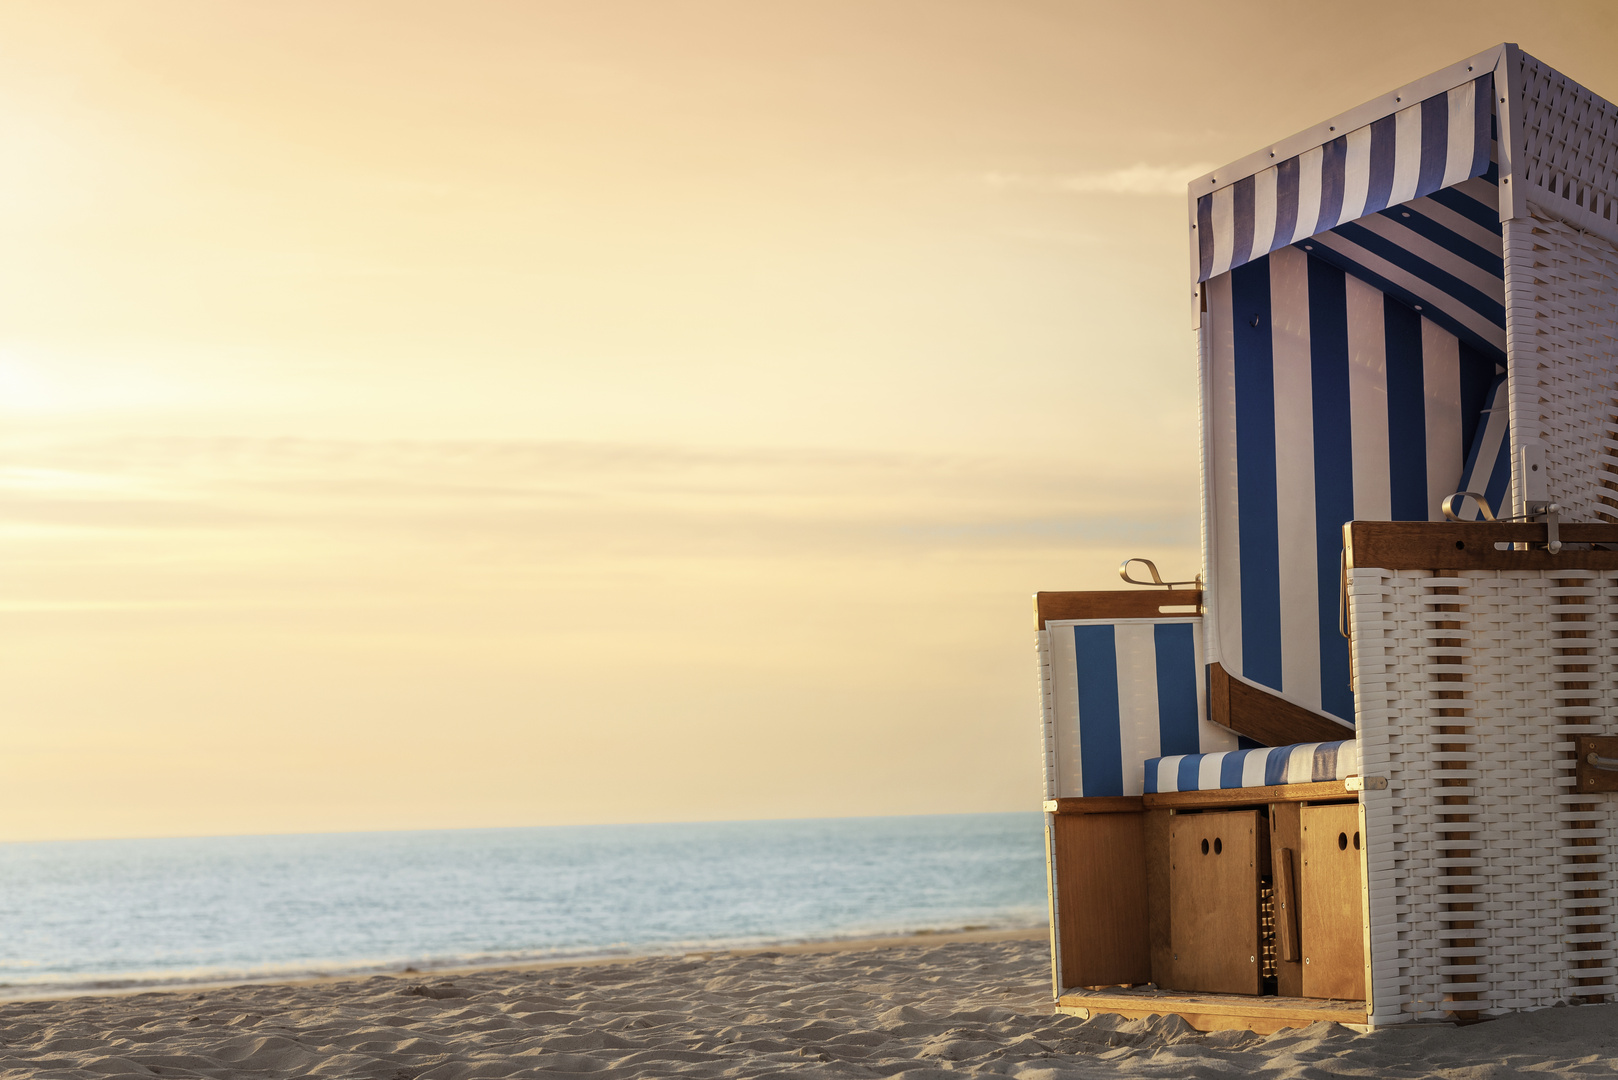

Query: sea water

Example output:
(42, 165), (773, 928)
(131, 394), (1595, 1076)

(0, 813), (1045, 997)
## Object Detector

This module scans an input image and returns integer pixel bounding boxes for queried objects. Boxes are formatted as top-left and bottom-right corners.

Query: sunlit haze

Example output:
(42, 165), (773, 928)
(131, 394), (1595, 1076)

(2, 1), (1614, 840)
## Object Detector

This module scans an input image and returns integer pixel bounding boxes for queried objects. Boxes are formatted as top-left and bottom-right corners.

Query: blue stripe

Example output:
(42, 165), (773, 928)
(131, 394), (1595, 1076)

(1198, 195), (1214, 282)
(1384, 296), (1429, 520)
(1176, 754), (1201, 793)
(1263, 746), (1290, 785)
(1328, 220), (1506, 328)
(1379, 206), (1504, 277)
(1471, 74), (1493, 180)
(1153, 622), (1201, 756)
(1457, 344), (1498, 453)
(1424, 185), (1503, 234)
(1317, 135), (1347, 235)
(1219, 748), (1249, 789)
(1365, 114), (1397, 215)
(1071, 625), (1124, 797)
(1458, 375), (1505, 488)
(1418, 93), (1450, 196)
(1143, 763), (1159, 795)
(1274, 156), (1300, 247)
(1307, 257), (1356, 723)
(1483, 427), (1512, 516)
(1231, 174), (1256, 270)
(1231, 259), (1283, 690)
(1312, 742), (1339, 782)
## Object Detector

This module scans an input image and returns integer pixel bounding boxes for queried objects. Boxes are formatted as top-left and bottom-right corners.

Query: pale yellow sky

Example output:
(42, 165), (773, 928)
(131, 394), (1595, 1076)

(1, 2), (1614, 840)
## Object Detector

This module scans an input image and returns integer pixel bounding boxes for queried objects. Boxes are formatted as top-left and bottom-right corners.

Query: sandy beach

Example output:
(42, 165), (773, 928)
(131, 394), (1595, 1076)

(2, 930), (1616, 1078)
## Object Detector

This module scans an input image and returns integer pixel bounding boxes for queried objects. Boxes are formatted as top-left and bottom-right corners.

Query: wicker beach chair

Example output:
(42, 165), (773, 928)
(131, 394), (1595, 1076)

(1037, 43), (1618, 1032)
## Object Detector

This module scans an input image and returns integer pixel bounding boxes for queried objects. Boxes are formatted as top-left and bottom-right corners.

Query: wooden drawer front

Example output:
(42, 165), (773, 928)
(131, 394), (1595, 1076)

(1168, 810), (1261, 995)
(1300, 803), (1366, 1000)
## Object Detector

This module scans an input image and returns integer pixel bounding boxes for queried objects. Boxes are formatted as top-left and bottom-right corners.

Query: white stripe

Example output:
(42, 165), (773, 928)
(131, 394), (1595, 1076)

(1305, 232), (1506, 351)
(1342, 124), (1373, 223)
(1286, 742), (1322, 784)
(1241, 749), (1269, 788)
(1154, 757), (1176, 794)
(1406, 192), (1502, 253)
(1390, 103), (1423, 207)
(1211, 184), (1237, 278)
(1443, 80), (1477, 189)
(1191, 626), (1236, 753)
(1269, 246), (1322, 710)
(1208, 275), (1244, 677)
(1293, 146), (1324, 243)
(1049, 624), (1083, 797)
(1198, 752), (1223, 791)
(1350, 212), (1504, 297)
(1338, 741), (1359, 778)
(1252, 165), (1279, 262)
(1346, 274), (1393, 521)
(1113, 622), (1160, 798)
(1421, 321), (1463, 520)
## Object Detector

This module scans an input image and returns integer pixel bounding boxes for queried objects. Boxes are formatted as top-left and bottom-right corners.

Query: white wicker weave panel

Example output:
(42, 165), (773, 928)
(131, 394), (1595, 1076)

(1516, 51), (1618, 247)
(1037, 629), (1056, 801)
(1352, 568), (1618, 1025)
(1502, 211), (1618, 521)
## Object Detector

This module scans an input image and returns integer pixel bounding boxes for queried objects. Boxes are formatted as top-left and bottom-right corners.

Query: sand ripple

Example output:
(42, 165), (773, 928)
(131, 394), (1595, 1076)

(1, 939), (1616, 1078)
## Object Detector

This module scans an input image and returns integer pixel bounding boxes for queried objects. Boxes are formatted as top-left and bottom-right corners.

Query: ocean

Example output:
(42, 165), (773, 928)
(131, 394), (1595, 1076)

(0, 813), (1046, 998)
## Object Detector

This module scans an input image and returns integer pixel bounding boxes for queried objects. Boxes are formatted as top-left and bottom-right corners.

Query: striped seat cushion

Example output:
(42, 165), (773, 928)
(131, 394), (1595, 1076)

(1144, 740), (1360, 793)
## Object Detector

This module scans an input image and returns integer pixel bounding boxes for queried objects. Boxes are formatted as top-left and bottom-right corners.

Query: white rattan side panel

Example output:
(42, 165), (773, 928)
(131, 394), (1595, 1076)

(1037, 629), (1056, 800)
(1352, 567), (1618, 1023)
(1502, 211), (1618, 521)
(1514, 51), (1618, 248)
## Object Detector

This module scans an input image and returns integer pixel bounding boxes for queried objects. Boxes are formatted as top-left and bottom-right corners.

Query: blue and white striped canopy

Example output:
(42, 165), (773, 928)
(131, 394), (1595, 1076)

(1196, 74), (1493, 285)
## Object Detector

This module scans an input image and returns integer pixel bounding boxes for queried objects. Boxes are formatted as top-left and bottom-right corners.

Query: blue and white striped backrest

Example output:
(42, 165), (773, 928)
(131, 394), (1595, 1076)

(1042, 617), (1238, 798)
(1204, 245), (1502, 723)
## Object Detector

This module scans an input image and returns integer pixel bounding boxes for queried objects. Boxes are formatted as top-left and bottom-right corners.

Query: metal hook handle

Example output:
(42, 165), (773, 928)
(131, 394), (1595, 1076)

(1118, 558), (1199, 590)
(1441, 491), (1496, 522)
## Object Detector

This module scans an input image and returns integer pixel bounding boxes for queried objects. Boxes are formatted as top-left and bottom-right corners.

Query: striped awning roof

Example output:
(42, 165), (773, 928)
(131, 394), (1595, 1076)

(1195, 74), (1494, 284)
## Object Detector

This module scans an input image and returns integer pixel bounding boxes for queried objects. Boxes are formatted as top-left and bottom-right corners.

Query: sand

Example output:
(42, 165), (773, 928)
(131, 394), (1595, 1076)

(2, 932), (1616, 1078)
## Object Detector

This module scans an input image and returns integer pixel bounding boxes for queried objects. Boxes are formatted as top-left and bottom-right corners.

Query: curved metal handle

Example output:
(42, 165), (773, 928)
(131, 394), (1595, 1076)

(1118, 558), (1199, 590)
(1441, 491), (1496, 522)
(1587, 752), (1618, 772)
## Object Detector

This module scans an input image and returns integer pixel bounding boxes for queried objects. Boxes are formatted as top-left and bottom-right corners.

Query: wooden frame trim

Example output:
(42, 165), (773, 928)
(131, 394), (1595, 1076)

(1043, 796), (1144, 815)
(1209, 662), (1356, 747)
(1345, 520), (1618, 572)
(1056, 989), (1366, 1034)
(1143, 781), (1354, 810)
(1035, 589), (1201, 629)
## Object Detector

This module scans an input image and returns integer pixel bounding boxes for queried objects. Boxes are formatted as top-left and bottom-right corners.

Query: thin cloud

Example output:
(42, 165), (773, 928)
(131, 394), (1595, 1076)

(983, 163), (1215, 196)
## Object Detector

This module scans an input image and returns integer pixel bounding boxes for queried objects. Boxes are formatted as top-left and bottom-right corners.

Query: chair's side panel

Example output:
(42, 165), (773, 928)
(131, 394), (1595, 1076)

(1352, 564), (1618, 1022)
(1502, 211), (1618, 521)
(1038, 628), (1057, 801)
(1513, 51), (1618, 248)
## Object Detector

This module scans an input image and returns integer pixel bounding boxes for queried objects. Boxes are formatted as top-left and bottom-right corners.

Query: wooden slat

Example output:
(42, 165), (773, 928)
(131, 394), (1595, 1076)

(1055, 988), (1365, 1033)
(1144, 781), (1353, 810)
(1300, 803), (1366, 1001)
(1035, 589), (1201, 629)
(1043, 796), (1144, 815)
(1167, 810), (1261, 995)
(1269, 802), (1303, 996)
(1209, 662), (1356, 747)
(1052, 812), (1151, 989)
(1144, 808), (1173, 988)
(1345, 520), (1618, 572)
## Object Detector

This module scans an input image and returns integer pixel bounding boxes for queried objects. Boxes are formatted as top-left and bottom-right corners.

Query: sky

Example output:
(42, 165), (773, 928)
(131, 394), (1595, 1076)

(2, 1), (1615, 841)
